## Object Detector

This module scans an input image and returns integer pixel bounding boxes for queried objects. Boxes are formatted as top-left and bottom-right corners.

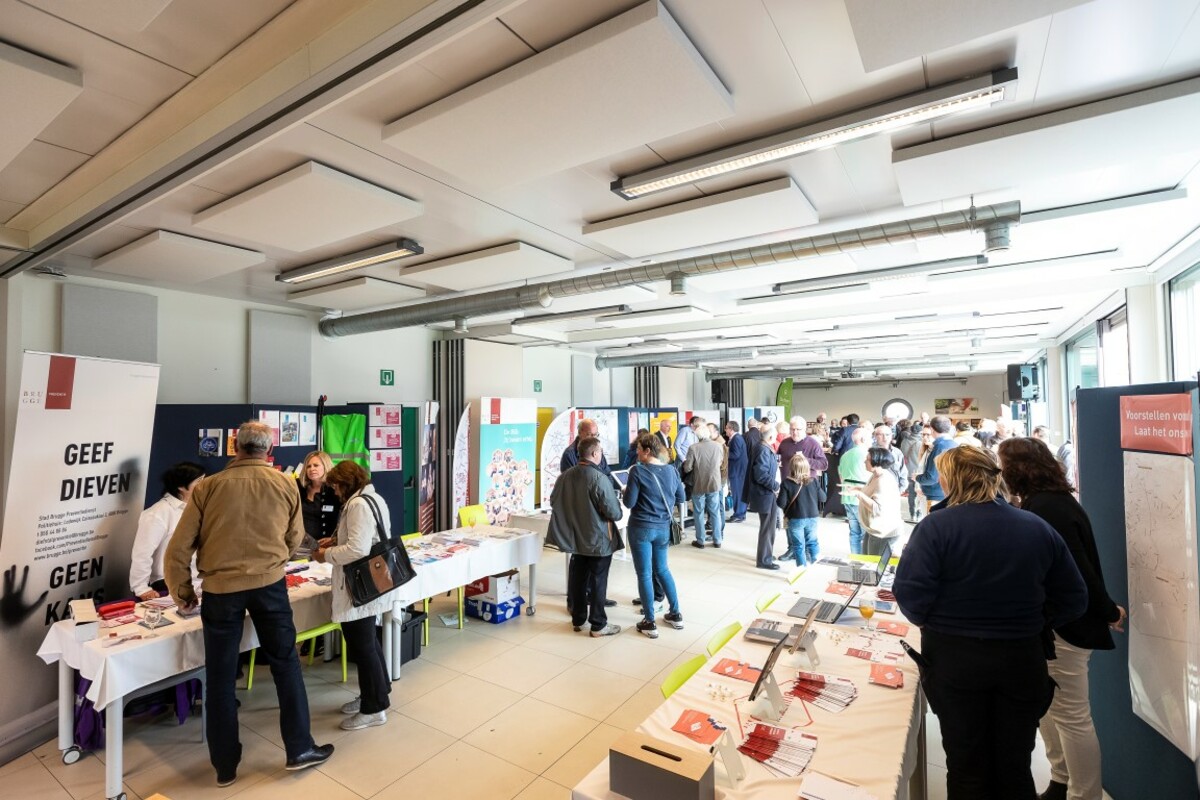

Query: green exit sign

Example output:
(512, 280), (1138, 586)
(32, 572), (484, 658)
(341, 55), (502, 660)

(380, 369), (395, 386)
(533, 380), (542, 393)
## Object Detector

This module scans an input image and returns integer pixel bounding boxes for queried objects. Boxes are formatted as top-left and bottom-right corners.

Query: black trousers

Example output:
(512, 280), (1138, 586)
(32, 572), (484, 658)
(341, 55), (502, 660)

(201, 580), (315, 776)
(568, 555), (665, 604)
(339, 616), (391, 714)
(756, 506), (778, 567)
(568, 554), (612, 631)
(921, 628), (1054, 800)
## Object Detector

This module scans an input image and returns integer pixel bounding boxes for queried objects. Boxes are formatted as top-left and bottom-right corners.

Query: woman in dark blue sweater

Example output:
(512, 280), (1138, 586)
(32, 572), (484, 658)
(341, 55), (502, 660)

(623, 433), (686, 639)
(998, 437), (1125, 800)
(893, 445), (1087, 800)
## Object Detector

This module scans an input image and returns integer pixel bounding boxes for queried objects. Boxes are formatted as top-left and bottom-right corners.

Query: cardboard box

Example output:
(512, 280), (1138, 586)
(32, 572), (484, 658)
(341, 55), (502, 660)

(465, 596), (524, 624)
(610, 731), (715, 800)
(464, 570), (520, 604)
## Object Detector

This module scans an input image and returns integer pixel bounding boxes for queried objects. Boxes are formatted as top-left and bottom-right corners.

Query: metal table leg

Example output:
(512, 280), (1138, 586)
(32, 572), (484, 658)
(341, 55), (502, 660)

(383, 610), (396, 680)
(526, 562), (537, 615)
(105, 693), (125, 800)
(57, 661), (79, 764)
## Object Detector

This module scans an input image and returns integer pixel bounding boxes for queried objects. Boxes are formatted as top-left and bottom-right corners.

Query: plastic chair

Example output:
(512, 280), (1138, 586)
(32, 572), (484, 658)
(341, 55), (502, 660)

(661, 654), (708, 699)
(787, 567), (808, 585)
(705, 621), (742, 657)
(458, 504), (488, 527)
(247, 621), (346, 690)
(401, 532), (432, 646)
(755, 592), (780, 613)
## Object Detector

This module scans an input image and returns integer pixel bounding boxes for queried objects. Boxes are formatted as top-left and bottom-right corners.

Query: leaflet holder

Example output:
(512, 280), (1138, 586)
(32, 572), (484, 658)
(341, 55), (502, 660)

(788, 629), (821, 669)
(712, 727), (745, 784)
(750, 670), (786, 721)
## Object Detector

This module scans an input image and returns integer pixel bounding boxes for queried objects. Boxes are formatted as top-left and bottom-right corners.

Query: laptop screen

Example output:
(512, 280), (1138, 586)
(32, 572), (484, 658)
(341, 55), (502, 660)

(873, 541), (893, 576)
(611, 470), (630, 488)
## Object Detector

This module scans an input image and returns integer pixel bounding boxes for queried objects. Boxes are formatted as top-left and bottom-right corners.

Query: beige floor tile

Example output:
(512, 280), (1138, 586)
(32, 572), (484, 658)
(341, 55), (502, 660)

(390, 657), (461, 705)
(97, 712), (210, 776)
(418, 628), (516, 672)
(463, 696), (597, 773)
(315, 712), (454, 797)
(213, 765), (360, 800)
(468, 615), (556, 645)
(32, 736), (111, 799)
(239, 679), (358, 750)
(541, 723), (624, 788)
(523, 626), (620, 662)
(650, 650), (709, 686)
(0, 752), (38, 777)
(0, 762), (73, 800)
(514, 776), (573, 800)
(466, 644), (574, 695)
(603, 682), (667, 731)
(530, 663), (644, 721)
(372, 741), (536, 800)
(580, 635), (681, 681)
(927, 763), (948, 800)
(123, 725), (280, 800)
(77, 782), (143, 800)
(400, 673), (522, 738)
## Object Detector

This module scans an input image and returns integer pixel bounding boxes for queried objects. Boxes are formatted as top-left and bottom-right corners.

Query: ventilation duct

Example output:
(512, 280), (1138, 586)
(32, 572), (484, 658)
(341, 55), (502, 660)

(319, 201), (1021, 338)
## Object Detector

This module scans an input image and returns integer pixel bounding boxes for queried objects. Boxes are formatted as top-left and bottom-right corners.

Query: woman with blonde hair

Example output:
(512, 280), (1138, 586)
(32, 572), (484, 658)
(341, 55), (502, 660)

(296, 451), (340, 557)
(893, 446), (1087, 800)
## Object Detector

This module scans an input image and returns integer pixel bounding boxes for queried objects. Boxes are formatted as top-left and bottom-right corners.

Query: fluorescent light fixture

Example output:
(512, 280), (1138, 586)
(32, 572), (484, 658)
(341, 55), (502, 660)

(519, 304), (632, 325)
(276, 239), (423, 284)
(612, 68), (1018, 199)
(773, 255), (986, 295)
(925, 249), (1119, 283)
(598, 305), (712, 328)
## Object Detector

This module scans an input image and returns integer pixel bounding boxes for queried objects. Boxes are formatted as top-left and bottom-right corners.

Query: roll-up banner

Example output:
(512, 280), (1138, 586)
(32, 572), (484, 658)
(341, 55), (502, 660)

(0, 352), (160, 729)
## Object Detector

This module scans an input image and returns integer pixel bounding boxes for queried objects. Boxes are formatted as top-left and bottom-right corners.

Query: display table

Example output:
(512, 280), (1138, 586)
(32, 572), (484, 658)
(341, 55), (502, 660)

(571, 563), (927, 800)
(37, 524), (540, 800)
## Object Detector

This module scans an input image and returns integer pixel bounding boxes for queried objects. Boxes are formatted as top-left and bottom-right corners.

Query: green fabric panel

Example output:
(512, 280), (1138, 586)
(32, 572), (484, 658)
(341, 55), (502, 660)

(322, 414), (370, 472)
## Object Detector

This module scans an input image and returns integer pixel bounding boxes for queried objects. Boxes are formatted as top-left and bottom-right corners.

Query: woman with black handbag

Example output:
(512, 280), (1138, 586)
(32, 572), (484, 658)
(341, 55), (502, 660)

(313, 460), (395, 732)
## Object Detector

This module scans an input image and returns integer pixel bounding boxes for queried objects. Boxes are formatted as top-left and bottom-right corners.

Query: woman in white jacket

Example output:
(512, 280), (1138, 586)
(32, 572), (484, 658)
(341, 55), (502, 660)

(843, 447), (904, 557)
(313, 460), (394, 731)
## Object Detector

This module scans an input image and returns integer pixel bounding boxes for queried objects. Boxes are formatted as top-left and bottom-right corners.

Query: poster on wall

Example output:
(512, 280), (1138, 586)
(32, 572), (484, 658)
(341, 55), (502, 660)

(478, 397), (537, 525)
(418, 401), (439, 535)
(579, 408), (619, 463)
(1, 352), (159, 730)
(1122, 450), (1200, 758)
(541, 408), (581, 503)
(934, 398), (979, 415)
(299, 413), (317, 446)
(258, 409), (281, 446)
(744, 406), (785, 428)
(452, 404), (471, 524)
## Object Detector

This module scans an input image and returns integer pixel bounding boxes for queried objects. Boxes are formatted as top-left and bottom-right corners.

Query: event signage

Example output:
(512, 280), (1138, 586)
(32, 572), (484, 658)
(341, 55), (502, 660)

(477, 397), (537, 524)
(1119, 394), (1193, 456)
(0, 352), (159, 730)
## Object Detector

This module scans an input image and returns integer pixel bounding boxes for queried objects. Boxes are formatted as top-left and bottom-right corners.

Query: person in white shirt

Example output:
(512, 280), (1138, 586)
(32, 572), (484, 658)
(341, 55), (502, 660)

(129, 462), (206, 600)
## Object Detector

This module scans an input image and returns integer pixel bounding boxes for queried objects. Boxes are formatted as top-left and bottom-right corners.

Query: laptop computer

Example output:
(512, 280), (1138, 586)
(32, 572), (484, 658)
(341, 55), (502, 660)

(744, 618), (806, 647)
(787, 580), (862, 624)
(836, 542), (893, 586)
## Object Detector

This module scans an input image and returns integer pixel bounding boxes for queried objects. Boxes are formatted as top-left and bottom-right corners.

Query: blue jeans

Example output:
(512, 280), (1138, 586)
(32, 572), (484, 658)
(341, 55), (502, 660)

(785, 518), (819, 566)
(906, 479), (919, 519)
(692, 491), (724, 544)
(845, 506), (865, 554)
(201, 580), (315, 775)
(627, 525), (680, 621)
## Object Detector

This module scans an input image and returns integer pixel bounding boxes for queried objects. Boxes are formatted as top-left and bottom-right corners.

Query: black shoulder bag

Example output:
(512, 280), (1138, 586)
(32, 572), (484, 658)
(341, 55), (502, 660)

(646, 466), (684, 546)
(343, 494), (417, 607)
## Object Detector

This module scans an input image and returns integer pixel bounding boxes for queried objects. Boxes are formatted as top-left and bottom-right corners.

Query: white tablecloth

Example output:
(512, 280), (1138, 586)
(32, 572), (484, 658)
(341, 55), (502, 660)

(572, 564), (925, 800)
(38, 525), (541, 711)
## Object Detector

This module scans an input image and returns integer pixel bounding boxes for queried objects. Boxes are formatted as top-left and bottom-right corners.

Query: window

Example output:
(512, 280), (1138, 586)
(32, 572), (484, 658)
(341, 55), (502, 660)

(881, 398), (913, 422)
(1170, 262), (1200, 379)
(1065, 327), (1100, 394)
(1098, 306), (1130, 387)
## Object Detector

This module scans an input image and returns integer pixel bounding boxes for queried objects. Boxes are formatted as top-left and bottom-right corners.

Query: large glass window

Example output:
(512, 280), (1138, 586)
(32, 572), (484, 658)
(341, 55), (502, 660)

(1099, 306), (1130, 387)
(1170, 262), (1200, 379)
(1065, 327), (1100, 393)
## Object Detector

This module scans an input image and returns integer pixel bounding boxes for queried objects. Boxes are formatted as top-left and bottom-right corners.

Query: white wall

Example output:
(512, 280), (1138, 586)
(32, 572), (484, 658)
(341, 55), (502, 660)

(659, 367), (690, 408)
(463, 339), (524, 400)
(782, 374), (1007, 422)
(312, 325), (435, 405)
(524, 348), (571, 410)
(610, 367), (635, 406)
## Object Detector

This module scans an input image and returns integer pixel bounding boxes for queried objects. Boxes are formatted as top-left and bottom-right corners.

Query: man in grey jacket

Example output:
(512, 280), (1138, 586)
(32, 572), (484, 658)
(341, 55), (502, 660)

(683, 425), (725, 549)
(546, 437), (623, 637)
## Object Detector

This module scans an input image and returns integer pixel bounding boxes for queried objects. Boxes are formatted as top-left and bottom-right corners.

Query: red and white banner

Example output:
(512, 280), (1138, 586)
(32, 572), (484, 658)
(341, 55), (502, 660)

(1120, 394), (1193, 456)
(0, 352), (159, 730)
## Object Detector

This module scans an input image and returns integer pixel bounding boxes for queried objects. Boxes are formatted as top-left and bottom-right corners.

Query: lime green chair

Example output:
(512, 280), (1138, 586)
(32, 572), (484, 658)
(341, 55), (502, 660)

(661, 654), (708, 699)
(400, 534), (434, 647)
(458, 504), (488, 527)
(247, 621), (346, 690)
(787, 567), (808, 585)
(705, 622), (742, 658)
(755, 592), (780, 613)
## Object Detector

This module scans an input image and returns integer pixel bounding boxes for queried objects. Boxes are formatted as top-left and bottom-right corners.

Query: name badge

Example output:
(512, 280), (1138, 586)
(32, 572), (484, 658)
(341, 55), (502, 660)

(322, 505), (334, 513)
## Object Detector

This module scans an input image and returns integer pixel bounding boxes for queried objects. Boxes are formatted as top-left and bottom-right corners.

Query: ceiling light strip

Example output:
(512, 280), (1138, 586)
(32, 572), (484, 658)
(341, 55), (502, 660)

(277, 239), (423, 284)
(612, 68), (1018, 199)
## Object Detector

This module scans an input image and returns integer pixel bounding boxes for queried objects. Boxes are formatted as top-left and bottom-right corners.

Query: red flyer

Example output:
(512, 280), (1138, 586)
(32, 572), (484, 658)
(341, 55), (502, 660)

(671, 709), (727, 745)
(875, 621), (910, 636)
(869, 664), (905, 689)
(711, 658), (762, 683)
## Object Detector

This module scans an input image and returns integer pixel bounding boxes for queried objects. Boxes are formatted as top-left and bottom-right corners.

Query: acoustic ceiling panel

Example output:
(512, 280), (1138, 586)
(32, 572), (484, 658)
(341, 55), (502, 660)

(25, 0), (172, 31)
(844, 0), (1091, 72)
(892, 76), (1200, 207)
(583, 177), (817, 258)
(400, 242), (571, 291)
(94, 230), (265, 283)
(382, 0), (733, 187)
(0, 41), (83, 173)
(287, 276), (426, 310)
(192, 161), (423, 252)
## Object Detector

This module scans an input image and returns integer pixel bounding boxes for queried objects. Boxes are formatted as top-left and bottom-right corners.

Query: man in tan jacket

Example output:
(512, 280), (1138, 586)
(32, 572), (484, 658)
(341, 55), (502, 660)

(166, 421), (333, 787)
(683, 422), (725, 549)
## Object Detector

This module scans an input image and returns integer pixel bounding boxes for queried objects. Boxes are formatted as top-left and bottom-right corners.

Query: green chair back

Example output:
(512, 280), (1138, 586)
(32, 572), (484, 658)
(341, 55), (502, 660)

(458, 504), (488, 527)
(787, 567), (807, 585)
(660, 654), (708, 699)
(401, 532), (422, 541)
(755, 592), (780, 613)
(705, 621), (742, 657)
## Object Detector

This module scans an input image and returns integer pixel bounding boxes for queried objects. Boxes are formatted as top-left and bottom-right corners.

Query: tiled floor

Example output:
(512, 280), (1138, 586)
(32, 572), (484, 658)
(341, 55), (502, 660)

(4, 516), (1075, 800)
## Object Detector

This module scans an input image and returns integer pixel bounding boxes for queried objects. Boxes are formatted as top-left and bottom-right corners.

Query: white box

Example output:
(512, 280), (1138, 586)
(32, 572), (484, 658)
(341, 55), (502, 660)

(370, 449), (403, 472)
(369, 404), (402, 427)
(369, 426), (403, 449)
(69, 599), (99, 642)
(466, 570), (520, 604)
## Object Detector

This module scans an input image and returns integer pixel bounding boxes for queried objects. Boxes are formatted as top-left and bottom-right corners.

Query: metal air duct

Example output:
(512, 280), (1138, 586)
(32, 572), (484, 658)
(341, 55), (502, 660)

(319, 201), (1020, 338)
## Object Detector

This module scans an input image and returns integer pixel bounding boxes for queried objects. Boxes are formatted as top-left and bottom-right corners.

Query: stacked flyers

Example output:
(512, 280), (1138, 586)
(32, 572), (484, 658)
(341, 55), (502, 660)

(790, 671), (859, 713)
(737, 722), (818, 777)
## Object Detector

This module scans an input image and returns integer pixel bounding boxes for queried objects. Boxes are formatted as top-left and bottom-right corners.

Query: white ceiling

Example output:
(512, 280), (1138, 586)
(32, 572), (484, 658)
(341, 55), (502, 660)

(3, 0), (1200, 384)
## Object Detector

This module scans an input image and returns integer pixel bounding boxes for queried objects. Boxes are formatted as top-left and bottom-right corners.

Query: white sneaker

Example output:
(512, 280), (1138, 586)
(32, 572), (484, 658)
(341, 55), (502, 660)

(340, 697), (360, 715)
(340, 710), (387, 730)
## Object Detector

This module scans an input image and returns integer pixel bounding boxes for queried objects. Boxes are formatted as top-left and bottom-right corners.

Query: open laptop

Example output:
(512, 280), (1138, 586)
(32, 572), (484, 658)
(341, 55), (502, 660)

(836, 541), (893, 586)
(787, 580), (862, 624)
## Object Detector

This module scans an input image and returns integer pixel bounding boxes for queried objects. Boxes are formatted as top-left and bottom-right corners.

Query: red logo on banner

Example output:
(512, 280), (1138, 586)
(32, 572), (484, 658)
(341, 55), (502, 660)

(489, 398), (501, 425)
(45, 356), (76, 410)
(1120, 394), (1193, 455)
